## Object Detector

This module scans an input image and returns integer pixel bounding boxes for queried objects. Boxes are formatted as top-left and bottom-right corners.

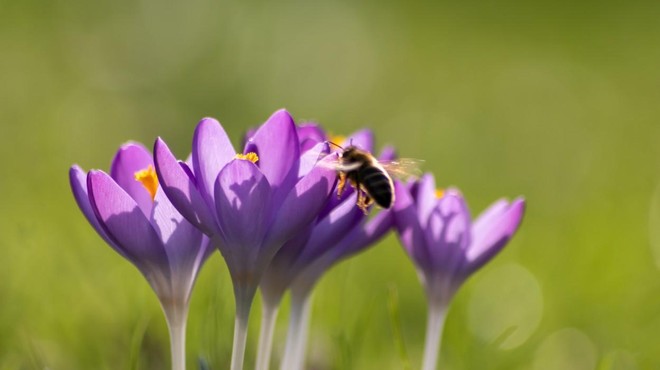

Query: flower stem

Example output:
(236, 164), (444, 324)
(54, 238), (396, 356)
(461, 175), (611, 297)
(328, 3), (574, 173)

(162, 302), (189, 370)
(421, 303), (447, 370)
(168, 317), (187, 370)
(230, 286), (256, 370)
(280, 289), (312, 370)
(255, 297), (280, 370)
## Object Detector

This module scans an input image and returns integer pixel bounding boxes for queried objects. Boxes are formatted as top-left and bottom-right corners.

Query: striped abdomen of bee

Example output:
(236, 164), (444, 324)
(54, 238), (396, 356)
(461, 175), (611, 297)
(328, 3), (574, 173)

(355, 163), (394, 209)
(336, 146), (395, 214)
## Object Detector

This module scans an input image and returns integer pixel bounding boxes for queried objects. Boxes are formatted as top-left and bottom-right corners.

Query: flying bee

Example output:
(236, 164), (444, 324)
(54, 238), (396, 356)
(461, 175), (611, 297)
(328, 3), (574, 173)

(324, 142), (423, 214)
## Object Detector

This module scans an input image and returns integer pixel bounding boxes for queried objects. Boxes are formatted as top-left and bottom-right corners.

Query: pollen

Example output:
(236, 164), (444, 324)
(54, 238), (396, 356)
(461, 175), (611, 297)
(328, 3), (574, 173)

(329, 134), (346, 146)
(435, 188), (444, 199)
(134, 165), (159, 201)
(235, 152), (259, 163)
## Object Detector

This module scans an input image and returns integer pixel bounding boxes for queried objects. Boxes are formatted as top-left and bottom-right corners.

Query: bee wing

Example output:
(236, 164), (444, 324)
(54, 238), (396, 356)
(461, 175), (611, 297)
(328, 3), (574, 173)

(314, 157), (362, 172)
(379, 158), (424, 179)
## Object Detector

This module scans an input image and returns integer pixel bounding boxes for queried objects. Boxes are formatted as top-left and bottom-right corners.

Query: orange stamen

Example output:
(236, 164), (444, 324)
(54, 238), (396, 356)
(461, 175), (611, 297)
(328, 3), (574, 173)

(235, 152), (259, 163)
(328, 134), (346, 146)
(134, 165), (159, 201)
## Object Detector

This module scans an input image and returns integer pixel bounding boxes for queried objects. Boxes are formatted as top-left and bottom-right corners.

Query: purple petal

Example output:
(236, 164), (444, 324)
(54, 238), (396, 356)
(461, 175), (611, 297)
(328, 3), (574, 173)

(298, 142), (331, 178)
(425, 193), (471, 272)
(465, 198), (526, 273)
(272, 226), (314, 271)
(109, 143), (154, 217)
(241, 127), (258, 150)
(320, 182), (354, 220)
(471, 198), (510, 238)
(154, 138), (219, 235)
(416, 173), (437, 227)
(192, 117), (236, 206)
(309, 152), (348, 218)
(297, 123), (327, 152)
(344, 129), (374, 152)
(264, 160), (336, 249)
(293, 208), (393, 292)
(244, 109), (300, 193)
(430, 192), (471, 247)
(296, 192), (364, 265)
(87, 170), (169, 276)
(392, 181), (431, 272)
(214, 159), (273, 254)
(263, 226), (314, 295)
(69, 165), (125, 256)
(301, 208), (394, 288)
(342, 209), (394, 258)
(150, 187), (207, 280)
(378, 146), (397, 161)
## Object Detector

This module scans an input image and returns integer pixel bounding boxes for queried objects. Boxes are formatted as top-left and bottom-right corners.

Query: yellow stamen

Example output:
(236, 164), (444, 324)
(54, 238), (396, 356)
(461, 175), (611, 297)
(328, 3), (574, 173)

(235, 152), (259, 163)
(328, 134), (346, 147)
(134, 165), (159, 201)
(435, 188), (445, 199)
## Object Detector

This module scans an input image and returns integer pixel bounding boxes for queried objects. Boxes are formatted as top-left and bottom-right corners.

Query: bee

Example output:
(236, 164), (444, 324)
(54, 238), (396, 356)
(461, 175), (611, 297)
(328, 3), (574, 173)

(326, 142), (422, 214)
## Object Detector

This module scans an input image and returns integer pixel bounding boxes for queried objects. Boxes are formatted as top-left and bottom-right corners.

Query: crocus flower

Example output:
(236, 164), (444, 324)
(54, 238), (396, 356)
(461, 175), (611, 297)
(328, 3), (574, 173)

(69, 143), (212, 370)
(255, 127), (396, 370)
(393, 174), (525, 370)
(153, 110), (336, 370)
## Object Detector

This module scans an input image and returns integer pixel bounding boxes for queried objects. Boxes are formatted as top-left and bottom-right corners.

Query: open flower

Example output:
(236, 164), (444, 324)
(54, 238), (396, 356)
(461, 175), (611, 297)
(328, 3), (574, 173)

(393, 173), (525, 370)
(253, 127), (395, 370)
(69, 143), (212, 370)
(260, 128), (379, 304)
(153, 110), (337, 370)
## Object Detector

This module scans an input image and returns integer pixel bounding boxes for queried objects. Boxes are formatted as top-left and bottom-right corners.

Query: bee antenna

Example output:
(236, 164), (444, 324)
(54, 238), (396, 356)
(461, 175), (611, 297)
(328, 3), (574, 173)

(326, 140), (345, 150)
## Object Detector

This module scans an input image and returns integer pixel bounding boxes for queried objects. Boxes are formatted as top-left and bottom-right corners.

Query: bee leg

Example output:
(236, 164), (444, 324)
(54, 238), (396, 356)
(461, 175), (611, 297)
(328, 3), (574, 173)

(337, 172), (347, 199)
(357, 189), (370, 215)
(361, 188), (374, 214)
(364, 193), (374, 208)
(349, 178), (358, 190)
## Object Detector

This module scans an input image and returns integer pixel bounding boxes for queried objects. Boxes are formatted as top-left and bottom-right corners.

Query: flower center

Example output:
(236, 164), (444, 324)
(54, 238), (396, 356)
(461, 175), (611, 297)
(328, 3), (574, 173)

(134, 165), (159, 201)
(435, 188), (445, 199)
(329, 134), (346, 146)
(235, 152), (259, 163)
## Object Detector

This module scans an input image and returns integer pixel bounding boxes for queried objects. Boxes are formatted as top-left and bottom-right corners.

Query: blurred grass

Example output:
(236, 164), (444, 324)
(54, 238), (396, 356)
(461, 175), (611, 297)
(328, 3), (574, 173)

(2, 0), (660, 368)
(387, 285), (412, 370)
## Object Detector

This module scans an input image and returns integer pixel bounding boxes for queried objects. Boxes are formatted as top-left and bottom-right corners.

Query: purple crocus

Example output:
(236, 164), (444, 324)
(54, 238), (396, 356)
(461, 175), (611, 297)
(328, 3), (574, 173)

(153, 110), (336, 370)
(260, 128), (382, 303)
(253, 127), (395, 370)
(69, 143), (212, 370)
(393, 174), (525, 370)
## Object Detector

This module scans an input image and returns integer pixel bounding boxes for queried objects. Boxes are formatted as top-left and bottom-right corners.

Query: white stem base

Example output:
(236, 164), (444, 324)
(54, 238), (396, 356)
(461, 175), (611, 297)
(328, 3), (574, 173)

(168, 319), (187, 370)
(230, 287), (256, 370)
(280, 291), (312, 370)
(162, 302), (189, 370)
(255, 300), (280, 370)
(421, 304), (447, 370)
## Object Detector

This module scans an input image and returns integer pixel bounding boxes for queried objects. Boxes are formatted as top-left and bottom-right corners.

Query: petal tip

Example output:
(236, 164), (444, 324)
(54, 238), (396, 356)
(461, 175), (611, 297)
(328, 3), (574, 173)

(510, 198), (527, 222)
(193, 117), (223, 138)
(267, 109), (295, 126)
(69, 164), (84, 175)
(199, 117), (220, 125)
(118, 141), (149, 153)
(153, 136), (170, 156)
(393, 181), (414, 211)
(378, 145), (397, 161)
(87, 169), (106, 187)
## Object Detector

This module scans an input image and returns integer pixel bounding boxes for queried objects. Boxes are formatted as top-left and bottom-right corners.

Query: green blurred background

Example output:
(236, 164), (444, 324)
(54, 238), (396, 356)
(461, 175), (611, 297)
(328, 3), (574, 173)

(2, 0), (660, 368)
